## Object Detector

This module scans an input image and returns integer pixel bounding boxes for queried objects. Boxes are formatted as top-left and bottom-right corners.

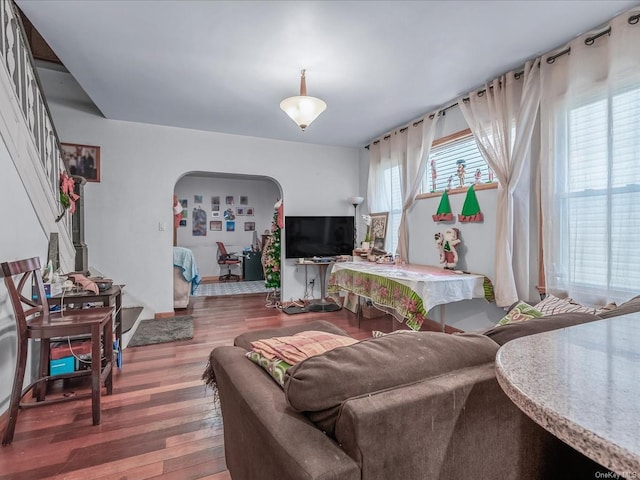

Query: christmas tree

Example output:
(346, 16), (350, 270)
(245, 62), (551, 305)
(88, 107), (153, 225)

(458, 184), (484, 222)
(432, 190), (453, 222)
(264, 210), (281, 290)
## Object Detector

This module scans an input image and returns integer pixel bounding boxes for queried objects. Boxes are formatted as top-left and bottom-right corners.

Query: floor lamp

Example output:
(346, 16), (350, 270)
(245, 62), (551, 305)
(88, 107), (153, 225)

(348, 196), (364, 249)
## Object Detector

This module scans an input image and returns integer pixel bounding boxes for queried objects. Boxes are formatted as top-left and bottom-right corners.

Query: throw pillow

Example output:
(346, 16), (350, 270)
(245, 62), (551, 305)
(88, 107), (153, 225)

(534, 294), (596, 315)
(246, 350), (292, 387)
(497, 301), (544, 326)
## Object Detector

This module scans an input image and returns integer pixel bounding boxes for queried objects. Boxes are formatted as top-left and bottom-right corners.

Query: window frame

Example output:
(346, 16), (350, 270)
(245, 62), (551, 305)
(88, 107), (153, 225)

(416, 128), (498, 201)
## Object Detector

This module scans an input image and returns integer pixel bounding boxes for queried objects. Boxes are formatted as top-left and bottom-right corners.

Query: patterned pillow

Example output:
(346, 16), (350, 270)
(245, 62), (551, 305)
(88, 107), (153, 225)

(246, 350), (292, 388)
(497, 301), (544, 326)
(534, 294), (596, 315)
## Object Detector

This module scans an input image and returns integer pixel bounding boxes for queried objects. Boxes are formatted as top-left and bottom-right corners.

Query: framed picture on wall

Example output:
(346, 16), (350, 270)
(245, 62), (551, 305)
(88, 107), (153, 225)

(240, 195), (249, 205)
(226, 221), (235, 232)
(210, 220), (222, 231)
(225, 196), (234, 205)
(246, 207), (254, 216)
(212, 211), (220, 218)
(194, 195), (203, 204)
(60, 143), (100, 182)
(212, 196), (220, 205)
(179, 198), (188, 208)
(244, 221), (255, 231)
(236, 207), (245, 216)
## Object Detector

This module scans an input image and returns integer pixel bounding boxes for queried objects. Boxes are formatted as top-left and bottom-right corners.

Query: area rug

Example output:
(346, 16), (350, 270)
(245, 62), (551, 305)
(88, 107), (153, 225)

(128, 316), (194, 347)
(193, 280), (267, 297)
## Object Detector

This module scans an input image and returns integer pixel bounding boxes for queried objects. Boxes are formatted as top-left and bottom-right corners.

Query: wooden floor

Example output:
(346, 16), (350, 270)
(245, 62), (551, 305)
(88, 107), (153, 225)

(0, 294), (403, 480)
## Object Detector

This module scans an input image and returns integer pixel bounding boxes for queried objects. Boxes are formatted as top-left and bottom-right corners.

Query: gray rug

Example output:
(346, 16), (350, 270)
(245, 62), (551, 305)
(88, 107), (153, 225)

(128, 316), (194, 347)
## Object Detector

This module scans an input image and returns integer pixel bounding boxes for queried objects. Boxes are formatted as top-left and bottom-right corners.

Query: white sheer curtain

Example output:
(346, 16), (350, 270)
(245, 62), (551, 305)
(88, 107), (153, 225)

(397, 113), (440, 262)
(540, 8), (640, 306)
(458, 59), (541, 307)
(367, 112), (439, 259)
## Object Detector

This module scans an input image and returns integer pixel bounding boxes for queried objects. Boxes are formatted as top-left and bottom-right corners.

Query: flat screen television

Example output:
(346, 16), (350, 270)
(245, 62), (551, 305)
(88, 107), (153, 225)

(285, 216), (354, 259)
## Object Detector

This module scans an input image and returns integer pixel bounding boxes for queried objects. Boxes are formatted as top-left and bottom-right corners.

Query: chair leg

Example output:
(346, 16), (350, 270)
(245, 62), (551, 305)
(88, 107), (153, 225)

(91, 325), (101, 426)
(34, 338), (50, 402)
(104, 317), (113, 395)
(3, 336), (28, 445)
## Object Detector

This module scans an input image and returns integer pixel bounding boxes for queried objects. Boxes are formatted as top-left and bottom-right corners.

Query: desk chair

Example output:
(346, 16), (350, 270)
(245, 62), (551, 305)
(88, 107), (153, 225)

(0, 257), (114, 445)
(216, 242), (241, 282)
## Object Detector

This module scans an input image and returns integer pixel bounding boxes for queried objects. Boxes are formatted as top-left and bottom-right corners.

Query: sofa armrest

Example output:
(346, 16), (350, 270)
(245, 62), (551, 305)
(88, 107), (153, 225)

(334, 363), (601, 480)
(210, 346), (359, 480)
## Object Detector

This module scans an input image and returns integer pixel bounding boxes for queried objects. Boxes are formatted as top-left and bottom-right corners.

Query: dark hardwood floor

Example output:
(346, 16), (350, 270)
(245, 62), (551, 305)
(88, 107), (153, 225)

(0, 294), (401, 480)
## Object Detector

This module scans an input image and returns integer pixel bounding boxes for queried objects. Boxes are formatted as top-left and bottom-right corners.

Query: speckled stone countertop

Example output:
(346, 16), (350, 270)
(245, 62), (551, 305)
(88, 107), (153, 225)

(495, 313), (640, 477)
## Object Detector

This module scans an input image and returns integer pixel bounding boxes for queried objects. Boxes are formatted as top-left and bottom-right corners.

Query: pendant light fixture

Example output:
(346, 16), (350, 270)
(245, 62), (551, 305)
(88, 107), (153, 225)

(280, 69), (326, 131)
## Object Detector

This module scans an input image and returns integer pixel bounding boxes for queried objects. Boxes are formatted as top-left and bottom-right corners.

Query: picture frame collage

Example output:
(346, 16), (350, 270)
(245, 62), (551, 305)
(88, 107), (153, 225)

(177, 194), (256, 235)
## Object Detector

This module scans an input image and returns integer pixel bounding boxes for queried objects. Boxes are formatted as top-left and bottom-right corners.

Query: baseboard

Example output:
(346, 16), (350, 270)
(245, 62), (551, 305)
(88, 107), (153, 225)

(154, 311), (177, 319)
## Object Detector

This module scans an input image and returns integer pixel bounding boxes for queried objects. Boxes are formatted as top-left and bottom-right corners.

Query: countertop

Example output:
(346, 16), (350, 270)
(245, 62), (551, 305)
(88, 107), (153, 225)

(495, 313), (640, 477)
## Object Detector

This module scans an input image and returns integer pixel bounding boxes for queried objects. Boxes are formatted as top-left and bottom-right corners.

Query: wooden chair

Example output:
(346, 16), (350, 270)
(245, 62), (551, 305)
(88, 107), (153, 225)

(0, 257), (114, 445)
(216, 242), (241, 282)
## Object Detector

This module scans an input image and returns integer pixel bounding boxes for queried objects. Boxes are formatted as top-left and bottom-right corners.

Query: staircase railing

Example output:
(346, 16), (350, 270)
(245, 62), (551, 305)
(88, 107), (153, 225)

(0, 0), (74, 265)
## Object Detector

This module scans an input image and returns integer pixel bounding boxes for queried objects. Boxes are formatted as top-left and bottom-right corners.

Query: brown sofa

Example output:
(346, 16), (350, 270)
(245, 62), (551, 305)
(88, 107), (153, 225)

(205, 296), (640, 480)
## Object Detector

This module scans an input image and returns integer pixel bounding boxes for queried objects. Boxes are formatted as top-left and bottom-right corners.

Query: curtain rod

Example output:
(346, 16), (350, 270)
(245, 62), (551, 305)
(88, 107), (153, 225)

(365, 11), (640, 150)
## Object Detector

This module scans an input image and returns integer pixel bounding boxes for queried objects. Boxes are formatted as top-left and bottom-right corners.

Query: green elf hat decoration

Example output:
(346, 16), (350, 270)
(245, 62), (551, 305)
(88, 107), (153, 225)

(432, 190), (453, 222)
(458, 184), (484, 222)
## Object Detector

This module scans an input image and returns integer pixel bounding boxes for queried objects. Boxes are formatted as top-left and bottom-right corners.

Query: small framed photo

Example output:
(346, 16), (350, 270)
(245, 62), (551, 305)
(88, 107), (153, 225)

(226, 221), (235, 232)
(212, 211), (220, 218)
(179, 198), (188, 208)
(194, 195), (203, 204)
(225, 196), (234, 205)
(210, 220), (222, 231)
(236, 207), (245, 216)
(60, 143), (100, 182)
(244, 221), (255, 231)
(212, 204), (220, 212)
(181, 209), (188, 218)
(211, 196), (220, 205)
(246, 207), (254, 216)
(179, 219), (187, 227)
(368, 212), (389, 249)
(240, 195), (249, 205)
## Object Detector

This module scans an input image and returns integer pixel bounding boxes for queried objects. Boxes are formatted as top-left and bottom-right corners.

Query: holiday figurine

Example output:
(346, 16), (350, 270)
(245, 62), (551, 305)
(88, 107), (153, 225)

(456, 159), (466, 187)
(430, 159), (437, 192)
(474, 168), (482, 183)
(435, 228), (461, 269)
(447, 175), (453, 190)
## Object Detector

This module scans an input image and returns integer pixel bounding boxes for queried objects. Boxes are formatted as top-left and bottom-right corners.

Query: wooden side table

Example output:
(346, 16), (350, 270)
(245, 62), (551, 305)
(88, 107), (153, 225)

(48, 285), (124, 367)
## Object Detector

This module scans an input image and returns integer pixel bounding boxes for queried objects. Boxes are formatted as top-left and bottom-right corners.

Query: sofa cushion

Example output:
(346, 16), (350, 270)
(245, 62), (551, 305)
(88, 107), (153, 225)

(597, 295), (640, 319)
(496, 301), (544, 326)
(233, 320), (349, 350)
(482, 312), (601, 346)
(284, 332), (499, 436)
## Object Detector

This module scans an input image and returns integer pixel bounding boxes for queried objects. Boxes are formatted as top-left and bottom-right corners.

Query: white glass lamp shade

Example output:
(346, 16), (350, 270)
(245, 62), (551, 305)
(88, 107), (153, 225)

(280, 95), (327, 131)
(348, 196), (364, 206)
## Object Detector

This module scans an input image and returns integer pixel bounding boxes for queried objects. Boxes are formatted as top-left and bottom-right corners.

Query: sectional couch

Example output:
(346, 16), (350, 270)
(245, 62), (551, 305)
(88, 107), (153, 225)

(204, 295), (640, 480)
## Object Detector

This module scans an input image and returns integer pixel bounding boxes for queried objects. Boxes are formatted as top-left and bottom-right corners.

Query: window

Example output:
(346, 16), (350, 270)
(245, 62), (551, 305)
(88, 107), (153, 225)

(422, 130), (495, 194)
(555, 86), (640, 300)
(383, 165), (402, 255)
(381, 130), (495, 254)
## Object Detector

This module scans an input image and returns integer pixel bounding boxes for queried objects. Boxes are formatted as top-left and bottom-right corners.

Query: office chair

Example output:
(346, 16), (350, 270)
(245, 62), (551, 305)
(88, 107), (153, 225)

(0, 257), (114, 445)
(216, 242), (241, 282)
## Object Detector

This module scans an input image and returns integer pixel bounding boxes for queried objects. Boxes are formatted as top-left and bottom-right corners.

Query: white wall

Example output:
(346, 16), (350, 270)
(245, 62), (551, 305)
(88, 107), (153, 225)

(0, 139), (50, 412)
(43, 98), (361, 317)
(174, 174), (280, 277)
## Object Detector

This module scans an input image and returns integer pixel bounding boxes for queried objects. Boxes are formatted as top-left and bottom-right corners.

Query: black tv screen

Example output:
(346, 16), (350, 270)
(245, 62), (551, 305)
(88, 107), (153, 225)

(285, 216), (354, 259)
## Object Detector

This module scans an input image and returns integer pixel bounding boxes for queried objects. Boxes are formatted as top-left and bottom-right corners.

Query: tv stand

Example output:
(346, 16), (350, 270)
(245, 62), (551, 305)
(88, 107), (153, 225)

(297, 260), (341, 312)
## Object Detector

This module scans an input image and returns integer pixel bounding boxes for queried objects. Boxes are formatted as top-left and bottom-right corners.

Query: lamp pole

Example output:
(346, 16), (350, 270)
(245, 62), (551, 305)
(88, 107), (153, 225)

(348, 196), (364, 250)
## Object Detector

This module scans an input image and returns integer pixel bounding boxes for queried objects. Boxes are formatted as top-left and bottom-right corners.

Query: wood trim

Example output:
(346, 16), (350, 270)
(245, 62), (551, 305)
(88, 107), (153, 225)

(416, 181), (498, 200)
(431, 128), (472, 148)
(154, 311), (177, 319)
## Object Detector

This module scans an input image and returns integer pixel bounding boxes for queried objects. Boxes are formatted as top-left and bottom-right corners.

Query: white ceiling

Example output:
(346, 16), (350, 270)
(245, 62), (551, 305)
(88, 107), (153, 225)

(17, 0), (640, 148)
